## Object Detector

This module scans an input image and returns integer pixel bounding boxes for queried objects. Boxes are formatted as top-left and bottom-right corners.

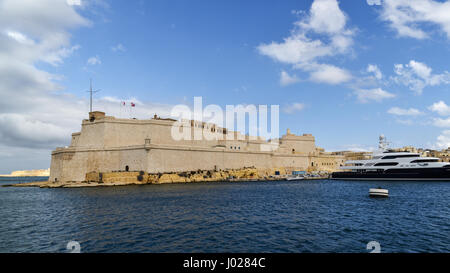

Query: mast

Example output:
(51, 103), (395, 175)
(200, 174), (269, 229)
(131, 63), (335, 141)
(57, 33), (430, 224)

(89, 79), (93, 112)
(87, 79), (101, 113)
(378, 135), (389, 151)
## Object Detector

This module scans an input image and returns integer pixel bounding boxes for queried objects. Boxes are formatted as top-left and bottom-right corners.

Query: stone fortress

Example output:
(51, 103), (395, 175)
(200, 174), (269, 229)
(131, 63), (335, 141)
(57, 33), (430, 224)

(49, 112), (345, 183)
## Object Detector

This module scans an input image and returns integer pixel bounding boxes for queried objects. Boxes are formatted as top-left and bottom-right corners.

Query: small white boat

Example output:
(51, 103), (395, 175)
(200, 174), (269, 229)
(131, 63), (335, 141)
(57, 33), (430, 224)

(369, 188), (389, 198)
(286, 175), (305, 181)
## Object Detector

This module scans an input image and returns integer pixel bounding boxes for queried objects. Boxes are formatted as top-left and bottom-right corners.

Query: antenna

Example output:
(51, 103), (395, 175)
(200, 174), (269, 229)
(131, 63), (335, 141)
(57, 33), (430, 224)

(86, 78), (101, 113)
(378, 135), (391, 151)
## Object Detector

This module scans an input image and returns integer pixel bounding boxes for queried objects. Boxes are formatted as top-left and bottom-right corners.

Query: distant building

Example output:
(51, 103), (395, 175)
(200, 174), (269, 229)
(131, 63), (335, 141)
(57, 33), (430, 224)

(331, 151), (372, 161)
(392, 146), (450, 163)
(0, 168), (50, 177)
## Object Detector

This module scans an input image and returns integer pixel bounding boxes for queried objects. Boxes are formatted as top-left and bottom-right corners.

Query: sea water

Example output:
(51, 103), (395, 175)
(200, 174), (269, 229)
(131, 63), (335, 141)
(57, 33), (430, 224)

(0, 178), (448, 253)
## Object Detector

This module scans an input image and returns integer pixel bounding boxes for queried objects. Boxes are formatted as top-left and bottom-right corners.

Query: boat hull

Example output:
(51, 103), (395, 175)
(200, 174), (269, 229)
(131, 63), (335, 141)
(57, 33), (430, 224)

(286, 177), (305, 181)
(369, 188), (389, 197)
(331, 167), (450, 181)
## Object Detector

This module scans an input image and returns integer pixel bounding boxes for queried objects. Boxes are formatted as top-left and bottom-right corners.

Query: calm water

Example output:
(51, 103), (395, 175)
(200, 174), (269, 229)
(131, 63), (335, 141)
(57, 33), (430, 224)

(0, 177), (449, 253)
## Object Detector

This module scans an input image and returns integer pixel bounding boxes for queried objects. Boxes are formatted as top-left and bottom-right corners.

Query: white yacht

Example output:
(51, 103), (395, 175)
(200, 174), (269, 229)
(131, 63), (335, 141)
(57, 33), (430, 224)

(331, 135), (450, 181)
(285, 175), (305, 181)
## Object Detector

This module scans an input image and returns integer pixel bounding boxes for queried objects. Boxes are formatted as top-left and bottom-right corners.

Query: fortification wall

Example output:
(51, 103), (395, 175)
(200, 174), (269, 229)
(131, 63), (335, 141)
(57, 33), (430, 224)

(50, 145), (319, 182)
(50, 148), (148, 182)
(147, 148), (275, 173)
(279, 134), (316, 154)
(71, 121), (106, 148)
(272, 154), (311, 170)
(50, 113), (343, 182)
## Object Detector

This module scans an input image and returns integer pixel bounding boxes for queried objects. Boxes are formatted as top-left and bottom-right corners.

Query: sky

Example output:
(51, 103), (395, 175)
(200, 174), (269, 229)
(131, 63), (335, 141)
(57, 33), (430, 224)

(1, 0), (450, 173)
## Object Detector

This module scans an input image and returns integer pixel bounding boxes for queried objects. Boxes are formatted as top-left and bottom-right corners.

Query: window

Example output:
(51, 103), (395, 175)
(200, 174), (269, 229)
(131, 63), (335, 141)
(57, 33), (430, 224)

(374, 162), (398, 166)
(382, 155), (419, 159)
(410, 159), (439, 163)
(125, 165), (129, 171)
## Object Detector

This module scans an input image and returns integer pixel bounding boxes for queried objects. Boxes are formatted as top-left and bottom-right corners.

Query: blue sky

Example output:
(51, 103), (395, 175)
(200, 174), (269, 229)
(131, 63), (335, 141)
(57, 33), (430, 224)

(1, 0), (450, 172)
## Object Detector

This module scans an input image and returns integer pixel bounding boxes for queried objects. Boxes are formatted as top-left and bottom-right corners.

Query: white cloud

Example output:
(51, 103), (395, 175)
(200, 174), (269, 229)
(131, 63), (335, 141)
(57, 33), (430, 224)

(393, 60), (450, 94)
(0, 113), (72, 148)
(429, 101), (450, 116)
(3, 0), (87, 67)
(283, 103), (305, 114)
(280, 71), (300, 86)
(87, 55), (101, 65)
(307, 63), (352, 84)
(67, 0), (81, 6)
(0, 0), (176, 173)
(328, 144), (377, 152)
(387, 107), (423, 116)
(433, 117), (450, 128)
(95, 97), (175, 120)
(296, 0), (350, 36)
(258, 0), (353, 85)
(435, 130), (450, 149)
(0, 0), (91, 132)
(367, 0), (381, 6)
(111, 43), (126, 52)
(367, 64), (383, 80)
(0, 0), (89, 40)
(395, 119), (414, 125)
(374, 0), (450, 39)
(6, 30), (35, 45)
(354, 88), (396, 103)
(258, 35), (332, 65)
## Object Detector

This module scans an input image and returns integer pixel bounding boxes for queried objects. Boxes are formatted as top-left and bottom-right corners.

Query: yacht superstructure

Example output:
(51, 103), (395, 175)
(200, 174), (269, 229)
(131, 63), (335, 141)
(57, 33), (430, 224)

(331, 136), (450, 180)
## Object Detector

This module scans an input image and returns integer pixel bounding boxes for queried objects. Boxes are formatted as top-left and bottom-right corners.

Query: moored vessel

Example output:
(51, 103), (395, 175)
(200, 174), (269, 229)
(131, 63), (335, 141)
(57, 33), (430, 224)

(331, 135), (450, 181)
(285, 175), (305, 181)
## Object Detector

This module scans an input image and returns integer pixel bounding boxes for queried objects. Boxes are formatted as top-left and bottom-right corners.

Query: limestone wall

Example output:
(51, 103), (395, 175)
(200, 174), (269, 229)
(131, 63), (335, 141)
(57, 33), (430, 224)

(279, 133), (316, 154)
(147, 147), (274, 173)
(309, 154), (346, 172)
(49, 113), (344, 183)
(50, 147), (148, 182)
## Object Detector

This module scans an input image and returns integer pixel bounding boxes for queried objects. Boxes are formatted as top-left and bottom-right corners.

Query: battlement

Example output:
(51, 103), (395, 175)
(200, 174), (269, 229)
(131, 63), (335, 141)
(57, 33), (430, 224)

(89, 111), (106, 122)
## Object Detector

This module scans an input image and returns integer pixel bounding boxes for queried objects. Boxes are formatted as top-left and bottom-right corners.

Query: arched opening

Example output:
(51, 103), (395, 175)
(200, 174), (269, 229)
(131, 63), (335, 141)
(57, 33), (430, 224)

(125, 165), (129, 172)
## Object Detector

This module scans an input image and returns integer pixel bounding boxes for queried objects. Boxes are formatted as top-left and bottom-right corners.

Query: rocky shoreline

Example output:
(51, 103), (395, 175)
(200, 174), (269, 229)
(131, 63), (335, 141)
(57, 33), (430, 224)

(3, 167), (328, 188)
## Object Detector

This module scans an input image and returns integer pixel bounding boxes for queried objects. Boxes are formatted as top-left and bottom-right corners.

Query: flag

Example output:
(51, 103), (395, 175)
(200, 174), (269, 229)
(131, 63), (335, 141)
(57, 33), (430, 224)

(131, 102), (135, 107)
